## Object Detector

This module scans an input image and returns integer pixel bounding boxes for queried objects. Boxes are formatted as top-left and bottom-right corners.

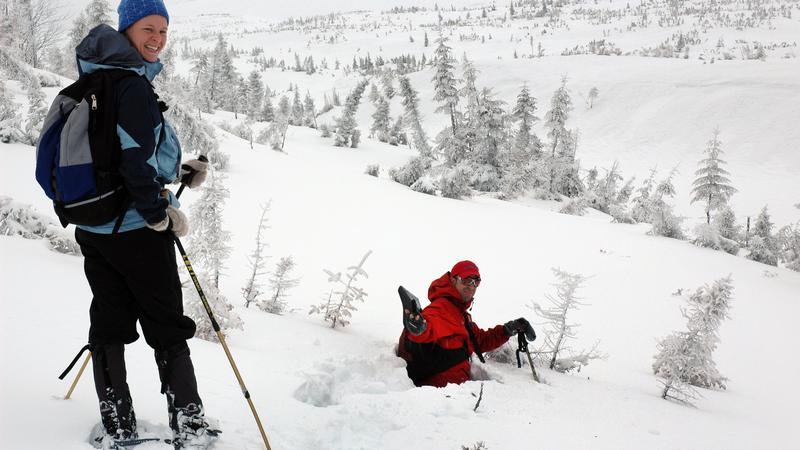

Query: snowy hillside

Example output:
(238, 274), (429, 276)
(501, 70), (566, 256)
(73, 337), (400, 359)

(2, 0), (800, 449)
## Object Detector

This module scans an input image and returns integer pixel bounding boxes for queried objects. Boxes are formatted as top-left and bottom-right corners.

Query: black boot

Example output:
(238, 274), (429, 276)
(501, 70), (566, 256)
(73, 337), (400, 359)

(154, 342), (206, 438)
(91, 344), (137, 443)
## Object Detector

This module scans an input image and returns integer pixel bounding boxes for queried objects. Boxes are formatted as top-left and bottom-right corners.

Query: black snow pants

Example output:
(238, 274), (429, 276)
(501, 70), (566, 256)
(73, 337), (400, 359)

(76, 227), (203, 435)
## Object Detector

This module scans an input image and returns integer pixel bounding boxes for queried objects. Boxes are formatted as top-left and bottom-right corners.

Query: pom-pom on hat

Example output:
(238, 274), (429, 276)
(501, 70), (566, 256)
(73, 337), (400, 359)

(451, 260), (480, 279)
(118, 0), (170, 32)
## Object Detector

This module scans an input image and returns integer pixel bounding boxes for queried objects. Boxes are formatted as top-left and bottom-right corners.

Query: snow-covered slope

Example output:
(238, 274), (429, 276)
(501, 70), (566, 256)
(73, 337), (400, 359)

(2, 124), (799, 449)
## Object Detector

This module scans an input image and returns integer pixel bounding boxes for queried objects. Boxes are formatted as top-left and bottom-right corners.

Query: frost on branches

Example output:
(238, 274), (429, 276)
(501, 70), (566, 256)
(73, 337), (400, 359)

(310, 250), (372, 329)
(261, 256), (300, 314)
(653, 276), (734, 406)
(0, 196), (80, 255)
(531, 268), (602, 373)
(184, 170), (241, 341)
(242, 203), (271, 309)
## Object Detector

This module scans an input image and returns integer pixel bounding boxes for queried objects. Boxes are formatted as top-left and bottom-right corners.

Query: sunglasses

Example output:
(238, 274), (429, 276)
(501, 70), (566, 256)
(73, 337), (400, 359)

(458, 276), (481, 287)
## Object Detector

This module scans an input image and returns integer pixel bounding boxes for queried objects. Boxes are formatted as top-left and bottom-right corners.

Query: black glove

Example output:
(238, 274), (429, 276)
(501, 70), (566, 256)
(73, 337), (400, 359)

(504, 317), (536, 342)
(399, 286), (427, 336)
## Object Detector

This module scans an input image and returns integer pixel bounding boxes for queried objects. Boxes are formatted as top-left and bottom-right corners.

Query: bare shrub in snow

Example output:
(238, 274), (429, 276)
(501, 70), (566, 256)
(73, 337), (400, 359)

(654, 276), (734, 405)
(559, 197), (588, 216)
(390, 156), (432, 187)
(777, 222), (800, 272)
(242, 203), (270, 308)
(309, 250), (372, 328)
(365, 164), (380, 177)
(531, 268), (602, 373)
(410, 175), (437, 195)
(440, 165), (472, 199)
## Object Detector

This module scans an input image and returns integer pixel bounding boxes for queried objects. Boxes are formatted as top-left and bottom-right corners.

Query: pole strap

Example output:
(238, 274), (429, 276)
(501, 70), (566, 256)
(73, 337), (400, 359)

(58, 344), (92, 380)
(463, 312), (485, 363)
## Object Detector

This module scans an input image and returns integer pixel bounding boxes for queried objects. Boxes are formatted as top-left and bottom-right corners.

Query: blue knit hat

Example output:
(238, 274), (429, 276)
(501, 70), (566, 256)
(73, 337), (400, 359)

(118, 0), (170, 32)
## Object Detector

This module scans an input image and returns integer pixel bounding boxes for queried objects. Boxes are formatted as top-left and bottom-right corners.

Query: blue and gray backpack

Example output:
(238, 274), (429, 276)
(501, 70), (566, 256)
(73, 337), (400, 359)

(35, 69), (138, 231)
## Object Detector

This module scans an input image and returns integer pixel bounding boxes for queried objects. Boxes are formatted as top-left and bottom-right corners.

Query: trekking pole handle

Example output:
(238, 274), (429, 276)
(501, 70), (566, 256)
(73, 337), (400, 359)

(175, 154), (208, 198)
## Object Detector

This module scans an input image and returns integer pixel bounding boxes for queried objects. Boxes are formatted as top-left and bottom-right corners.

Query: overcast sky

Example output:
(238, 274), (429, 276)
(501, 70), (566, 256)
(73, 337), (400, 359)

(64, 0), (485, 23)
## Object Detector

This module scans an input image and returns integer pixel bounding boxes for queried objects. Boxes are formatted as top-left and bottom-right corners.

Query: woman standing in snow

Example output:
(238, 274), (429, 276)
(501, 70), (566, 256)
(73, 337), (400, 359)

(69, 1), (214, 447)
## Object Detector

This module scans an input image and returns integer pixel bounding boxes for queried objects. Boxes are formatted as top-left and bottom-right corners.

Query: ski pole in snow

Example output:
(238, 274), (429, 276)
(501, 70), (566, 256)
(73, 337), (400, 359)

(58, 344), (93, 399)
(174, 172), (273, 450)
(515, 332), (540, 383)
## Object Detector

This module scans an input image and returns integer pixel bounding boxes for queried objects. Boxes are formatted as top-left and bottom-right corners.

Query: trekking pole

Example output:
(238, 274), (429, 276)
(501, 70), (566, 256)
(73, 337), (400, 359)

(58, 344), (93, 399)
(174, 172), (273, 450)
(515, 332), (540, 383)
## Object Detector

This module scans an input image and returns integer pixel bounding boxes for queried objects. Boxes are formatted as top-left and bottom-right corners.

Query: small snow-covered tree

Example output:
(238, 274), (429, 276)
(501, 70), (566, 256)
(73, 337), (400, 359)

(653, 276), (734, 405)
(432, 35), (459, 135)
(186, 169), (232, 289)
(398, 76), (432, 157)
(290, 89), (304, 126)
(302, 91), (316, 128)
(370, 95), (391, 142)
(630, 168), (657, 223)
(309, 250), (372, 328)
(245, 70), (264, 119)
(0, 195), (80, 255)
(691, 129), (736, 224)
(242, 203), (271, 308)
(649, 168), (685, 239)
(587, 86), (599, 109)
(777, 222), (800, 272)
(531, 268), (602, 373)
(261, 256), (299, 314)
(0, 80), (22, 143)
(260, 96), (275, 122)
(334, 79), (368, 148)
(746, 206), (778, 266)
(183, 169), (240, 341)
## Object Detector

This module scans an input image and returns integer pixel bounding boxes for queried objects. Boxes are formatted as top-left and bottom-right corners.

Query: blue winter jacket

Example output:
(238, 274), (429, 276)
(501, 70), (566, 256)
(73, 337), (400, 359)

(75, 24), (181, 234)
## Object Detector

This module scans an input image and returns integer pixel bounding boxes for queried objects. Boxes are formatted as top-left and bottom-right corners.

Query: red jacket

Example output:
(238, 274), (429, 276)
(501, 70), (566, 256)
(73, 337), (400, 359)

(398, 272), (510, 387)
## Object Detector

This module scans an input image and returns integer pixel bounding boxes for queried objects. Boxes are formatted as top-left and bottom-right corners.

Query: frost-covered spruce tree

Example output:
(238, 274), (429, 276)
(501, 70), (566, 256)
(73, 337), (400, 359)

(543, 77), (580, 197)
(302, 91), (316, 128)
(398, 76), (432, 157)
(260, 96), (275, 122)
(381, 69), (395, 99)
(334, 79), (368, 148)
(649, 168), (685, 239)
(746, 206), (779, 266)
(309, 250), (372, 329)
(184, 170), (241, 340)
(0, 80), (22, 143)
(653, 276), (734, 404)
(470, 87), (507, 191)
(290, 89), (304, 126)
(242, 203), (270, 308)
(23, 79), (47, 144)
(691, 129), (737, 224)
(245, 70), (264, 119)
(777, 222), (800, 272)
(630, 168), (657, 223)
(370, 95), (391, 142)
(432, 35), (459, 135)
(532, 268), (602, 373)
(164, 101), (225, 169)
(261, 256), (299, 314)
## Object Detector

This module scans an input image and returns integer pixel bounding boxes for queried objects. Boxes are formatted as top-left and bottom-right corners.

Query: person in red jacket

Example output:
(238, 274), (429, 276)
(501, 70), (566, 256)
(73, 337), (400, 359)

(397, 260), (536, 387)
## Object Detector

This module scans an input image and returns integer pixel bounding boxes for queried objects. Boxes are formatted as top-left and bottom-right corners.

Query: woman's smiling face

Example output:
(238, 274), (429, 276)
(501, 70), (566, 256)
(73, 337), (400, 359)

(124, 15), (168, 63)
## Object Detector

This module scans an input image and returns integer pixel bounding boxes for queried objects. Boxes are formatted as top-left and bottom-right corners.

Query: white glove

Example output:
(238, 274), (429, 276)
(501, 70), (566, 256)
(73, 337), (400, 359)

(146, 206), (189, 237)
(179, 158), (208, 188)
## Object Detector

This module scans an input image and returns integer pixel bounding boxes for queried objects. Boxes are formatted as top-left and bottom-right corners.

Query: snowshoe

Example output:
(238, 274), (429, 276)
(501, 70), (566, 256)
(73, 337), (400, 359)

(399, 285), (427, 335)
